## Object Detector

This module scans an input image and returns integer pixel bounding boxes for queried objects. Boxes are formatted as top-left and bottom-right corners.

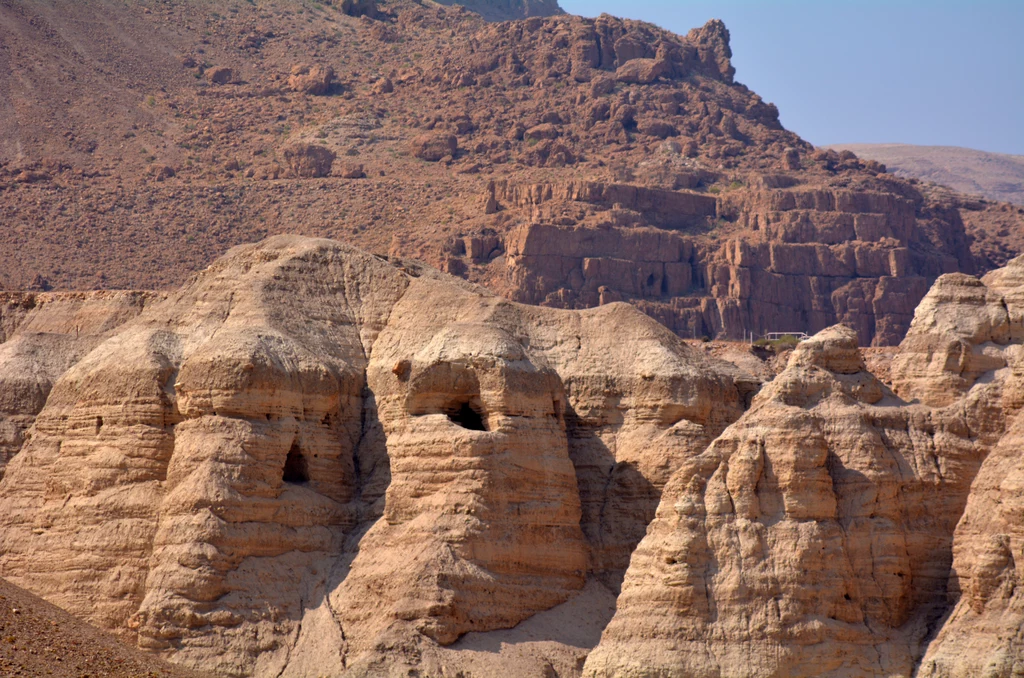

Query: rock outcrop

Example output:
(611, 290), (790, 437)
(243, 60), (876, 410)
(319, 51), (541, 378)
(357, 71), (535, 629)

(2, 242), (1024, 677)
(585, 256), (1024, 677)
(0, 291), (157, 476)
(281, 143), (336, 178)
(287, 64), (335, 96)
(0, 236), (745, 676)
(3, 0), (1019, 350)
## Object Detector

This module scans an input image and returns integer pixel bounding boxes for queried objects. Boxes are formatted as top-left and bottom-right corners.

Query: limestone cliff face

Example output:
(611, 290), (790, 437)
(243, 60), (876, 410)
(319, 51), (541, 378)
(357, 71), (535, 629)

(585, 256), (1024, 677)
(491, 181), (967, 348)
(0, 291), (157, 476)
(0, 236), (745, 676)
(915, 257), (1024, 678)
(4, 239), (1024, 677)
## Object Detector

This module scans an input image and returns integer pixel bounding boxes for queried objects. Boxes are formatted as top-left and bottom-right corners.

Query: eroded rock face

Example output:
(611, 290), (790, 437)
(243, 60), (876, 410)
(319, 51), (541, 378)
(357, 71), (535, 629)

(5, 240), (1024, 677)
(0, 236), (745, 676)
(890, 268), (1017, 407)
(433, 0), (565, 22)
(494, 182), (965, 347)
(585, 259), (1024, 677)
(0, 291), (157, 476)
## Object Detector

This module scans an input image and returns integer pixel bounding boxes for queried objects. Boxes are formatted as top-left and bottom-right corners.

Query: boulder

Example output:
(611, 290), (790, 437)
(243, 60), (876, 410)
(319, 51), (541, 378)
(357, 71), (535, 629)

(338, 163), (365, 179)
(636, 118), (676, 139)
(206, 67), (233, 85)
(287, 64), (335, 95)
(410, 133), (458, 162)
(615, 58), (668, 84)
(524, 123), (560, 142)
(336, 0), (377, 17)
(282, 143), (336, 178)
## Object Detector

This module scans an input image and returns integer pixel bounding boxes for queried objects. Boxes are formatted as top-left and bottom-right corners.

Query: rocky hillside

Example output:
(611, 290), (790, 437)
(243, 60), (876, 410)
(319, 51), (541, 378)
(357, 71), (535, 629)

(434, 0), (565, 21)
(0, 235), (1022, 677)
(831, 144), (1024, 270)
(1, 0), (1021, 346)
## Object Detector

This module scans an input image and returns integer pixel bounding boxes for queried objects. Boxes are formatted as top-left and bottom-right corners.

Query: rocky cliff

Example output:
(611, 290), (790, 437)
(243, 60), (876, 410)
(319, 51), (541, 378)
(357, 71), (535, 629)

(1, 238), (1024, 676)
(1, 0), (1020, 347)
(0, 235), (746, 676)
(1, 238), (1023, 676)
(585, 255), (1024, 677)
(433, 0), (565, 22)
(0, 291), (160, 476)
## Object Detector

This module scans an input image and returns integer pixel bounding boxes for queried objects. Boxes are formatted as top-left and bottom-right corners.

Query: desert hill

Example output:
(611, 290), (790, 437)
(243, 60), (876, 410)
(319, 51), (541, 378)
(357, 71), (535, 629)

(1, 0), (1022, 347)
(830, 143), (1024, 206)
(0, 235), (1022, 676)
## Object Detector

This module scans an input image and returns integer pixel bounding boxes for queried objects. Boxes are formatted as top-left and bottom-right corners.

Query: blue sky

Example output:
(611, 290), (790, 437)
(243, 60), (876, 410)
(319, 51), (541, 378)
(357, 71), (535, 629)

(559, 1), (1024, 155)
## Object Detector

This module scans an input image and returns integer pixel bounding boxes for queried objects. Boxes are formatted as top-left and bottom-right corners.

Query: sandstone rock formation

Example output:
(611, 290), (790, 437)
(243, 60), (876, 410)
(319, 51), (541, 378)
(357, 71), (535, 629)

(0, 291), (157, 476)
(335, 0), (377, 18)
(433, 0), (565, 22)
(411, 133), (459, 162)
(2, 242), (1024, 677)
(585, 256), (1024, 677)
(0, 236), (746, 676)
(282, 143), (336, 178)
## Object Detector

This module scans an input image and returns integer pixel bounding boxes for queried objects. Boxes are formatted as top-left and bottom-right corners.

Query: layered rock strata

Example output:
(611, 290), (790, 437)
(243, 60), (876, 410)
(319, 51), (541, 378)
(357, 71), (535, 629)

(0, 291), (157, 476)
(5, 240), (1024, 677)
(494, 182), (967, 347)
(585, 256), (1024, 677)
(0, 235), (746, 676)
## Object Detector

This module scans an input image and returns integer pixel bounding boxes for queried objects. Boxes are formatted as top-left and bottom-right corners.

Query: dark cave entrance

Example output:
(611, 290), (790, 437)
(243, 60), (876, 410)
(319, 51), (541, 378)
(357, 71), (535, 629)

(446, 401), (487, 432)
(283, 441), (309, 484)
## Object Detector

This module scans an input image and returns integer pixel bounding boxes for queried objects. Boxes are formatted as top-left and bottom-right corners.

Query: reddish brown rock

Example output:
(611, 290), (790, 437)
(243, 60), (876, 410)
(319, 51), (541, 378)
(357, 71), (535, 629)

(287, 64), (335, 95)
(281, 143), (336, 178)
(411, 133), (458, 162)
(205, 67), (233, 85)
(615, 58), (668, 84)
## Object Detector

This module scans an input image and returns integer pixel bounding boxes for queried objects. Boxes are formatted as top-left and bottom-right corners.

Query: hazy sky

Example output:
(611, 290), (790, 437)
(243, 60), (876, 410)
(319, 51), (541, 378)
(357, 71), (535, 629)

(559, 1), (1024, 155)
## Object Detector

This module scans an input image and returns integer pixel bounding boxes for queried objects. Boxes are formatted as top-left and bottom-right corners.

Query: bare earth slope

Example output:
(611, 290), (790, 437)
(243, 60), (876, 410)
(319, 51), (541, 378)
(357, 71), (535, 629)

(0, 576), (208, 678)
(1, 0), (1022, 346)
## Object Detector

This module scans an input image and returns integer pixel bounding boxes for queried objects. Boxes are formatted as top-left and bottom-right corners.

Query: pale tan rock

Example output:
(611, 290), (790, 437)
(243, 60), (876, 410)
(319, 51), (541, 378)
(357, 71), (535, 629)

(891, 270), (1015, 407)
(0, 236), (745, 676)
(918, 410), (1024, 678)
(0, 291), (157, 476)
(584, 323), (1012, 678)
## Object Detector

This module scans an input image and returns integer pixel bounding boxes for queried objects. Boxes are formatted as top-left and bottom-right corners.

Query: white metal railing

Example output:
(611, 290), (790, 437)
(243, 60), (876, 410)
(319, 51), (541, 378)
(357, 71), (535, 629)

(760, 332), (810, 342)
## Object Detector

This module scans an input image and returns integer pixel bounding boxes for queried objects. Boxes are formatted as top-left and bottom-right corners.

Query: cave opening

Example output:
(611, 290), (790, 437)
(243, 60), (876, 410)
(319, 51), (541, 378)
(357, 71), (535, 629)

(283, 441), (309, 484)
(446, 401), (487, 432)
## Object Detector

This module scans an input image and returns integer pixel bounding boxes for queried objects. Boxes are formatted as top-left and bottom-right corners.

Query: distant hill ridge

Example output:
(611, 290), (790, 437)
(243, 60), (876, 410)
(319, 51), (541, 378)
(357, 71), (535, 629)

(829, 143), (1024, 206)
